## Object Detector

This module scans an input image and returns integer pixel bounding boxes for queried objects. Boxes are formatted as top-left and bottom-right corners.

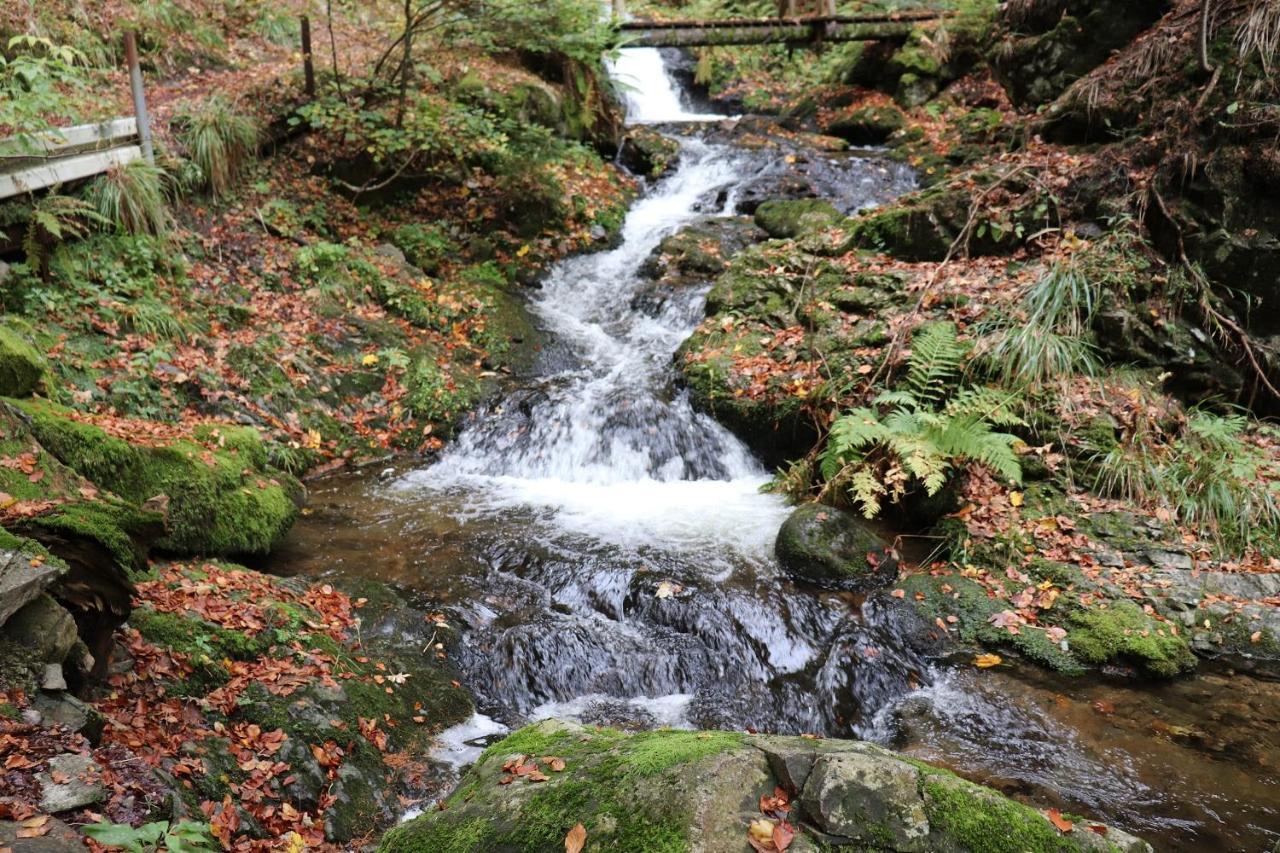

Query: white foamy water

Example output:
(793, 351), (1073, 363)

(395, 74), (788, 563)
(607, 47), (728, 123)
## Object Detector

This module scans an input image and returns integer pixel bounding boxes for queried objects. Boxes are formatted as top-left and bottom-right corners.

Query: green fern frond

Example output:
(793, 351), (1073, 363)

(849, 467), (885, 519)
(905, 321), (965, 406)
(872, 389), (918, 409)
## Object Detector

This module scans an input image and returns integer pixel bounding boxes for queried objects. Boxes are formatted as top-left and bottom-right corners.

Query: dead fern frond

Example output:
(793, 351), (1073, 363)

(1237, 0), (1280, 75)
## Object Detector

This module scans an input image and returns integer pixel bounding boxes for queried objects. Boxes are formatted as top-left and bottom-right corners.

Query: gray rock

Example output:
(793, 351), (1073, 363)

(0, 815), (86, 852)
(31, 693), (106, 743)
(2, 595), (77, 663)
(37, 754), (105, 814)
(775, 503), (898, 590)
(800, 750), (930, 849)
(0, 549), (63, 627)
(379, 720), (1152, 853)
(39, 664), (66, 692)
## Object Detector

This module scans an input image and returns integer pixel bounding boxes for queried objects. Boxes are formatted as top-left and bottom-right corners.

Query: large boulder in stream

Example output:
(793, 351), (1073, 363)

(618, 127), (681, 179)
(776, 504), (898, 591)
(379, 719), (1152, 852)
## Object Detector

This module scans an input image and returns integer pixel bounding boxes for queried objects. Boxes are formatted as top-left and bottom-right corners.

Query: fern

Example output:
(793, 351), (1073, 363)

(821, 324), (1024, 518)
(904, 321), (966, 406)
(23, 194), (106, 275)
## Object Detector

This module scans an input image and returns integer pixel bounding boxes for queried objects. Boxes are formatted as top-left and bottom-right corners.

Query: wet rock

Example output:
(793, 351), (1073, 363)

(379, 720), (1152, 853)
(617, 127), (680, 178)
(2, 595), (77, 664)
(0, 325), (44, 398)
(775, 504), (898, 591)
(754, 199), (845, 240)
(0, 815), (85, 852)
(39, 664), (66, 692)
(0, 543), (64, 626)
(633, 218), (763, 315)
(37, 753), (105, 813)
(823, 106), (907, 146)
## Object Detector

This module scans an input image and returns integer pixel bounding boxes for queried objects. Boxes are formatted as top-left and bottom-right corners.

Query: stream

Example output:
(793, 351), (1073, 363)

(274, 49), (1280, 851)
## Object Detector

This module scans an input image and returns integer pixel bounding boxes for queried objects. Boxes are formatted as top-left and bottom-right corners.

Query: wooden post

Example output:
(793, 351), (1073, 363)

(123, 31), (154, 165)
(613, 0), (625, 20)
(301, 16), (316, 97)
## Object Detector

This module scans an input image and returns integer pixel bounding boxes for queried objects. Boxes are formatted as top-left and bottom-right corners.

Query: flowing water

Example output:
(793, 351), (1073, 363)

(275, 49), (1280, 851)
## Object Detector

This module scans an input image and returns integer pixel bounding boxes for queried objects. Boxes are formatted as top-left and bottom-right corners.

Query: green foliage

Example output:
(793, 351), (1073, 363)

(85, 160), (173, 236)
(391, 222), (457, 273)
(821, 323), (1023, 518)
(177, 96), (260, 196)
(22, 195), (106, 275)
(0, 36), (88, 136)
(83, 819), (217, 853)
(1092, 408), (1280, 552)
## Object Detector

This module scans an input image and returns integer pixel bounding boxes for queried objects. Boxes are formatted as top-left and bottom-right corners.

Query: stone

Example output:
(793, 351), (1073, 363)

(0, 547), (63, 627)
(0, 815), (86, 852)
(753, 199), (844, 239)
(36, 753), (105, 814)
(823, 105), (907, 146)
(31, 693), (106, 743)
(0, 325), (44, 398)
(800, 749), (930, 850)
(378, 721), (1151, 853)
(40, 663), (66, 692)
(617, 127), (680, 178)
(775, 503), (898, 591)
(3, 595), (78, 664)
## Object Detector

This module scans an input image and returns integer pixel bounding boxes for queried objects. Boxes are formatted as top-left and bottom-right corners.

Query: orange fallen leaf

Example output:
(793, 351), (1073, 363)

(1046, 808), (1073, 833)
(973, 653), (1003, 668)
(565, 822), (586, 853)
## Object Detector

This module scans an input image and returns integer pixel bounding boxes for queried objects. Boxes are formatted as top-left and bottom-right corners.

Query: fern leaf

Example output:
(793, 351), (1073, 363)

(905, 322), (965, 407)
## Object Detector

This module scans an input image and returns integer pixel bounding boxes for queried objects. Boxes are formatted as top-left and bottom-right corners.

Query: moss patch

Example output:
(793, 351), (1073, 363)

(0, 326), (44, 398)
(15, 399), (299, 556)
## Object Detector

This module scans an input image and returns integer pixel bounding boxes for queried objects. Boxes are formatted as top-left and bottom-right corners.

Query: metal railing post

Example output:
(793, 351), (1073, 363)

(123, 31), (154, 165)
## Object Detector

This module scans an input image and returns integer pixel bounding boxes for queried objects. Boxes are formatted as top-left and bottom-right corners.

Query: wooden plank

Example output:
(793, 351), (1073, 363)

(621, 20), (916, 47)
(618, 10), (944, 31)
(0, 145), (143, 199)
(0, 118), (137, 159)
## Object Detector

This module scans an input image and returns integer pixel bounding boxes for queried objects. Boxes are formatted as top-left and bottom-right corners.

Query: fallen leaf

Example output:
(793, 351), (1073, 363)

(773, 820), (796, 851)
(1046, 808), (1073, 833)
(565, 823), (587, 853)
(973, 653), (1003, 668)
(1009, 491), (1024, 507)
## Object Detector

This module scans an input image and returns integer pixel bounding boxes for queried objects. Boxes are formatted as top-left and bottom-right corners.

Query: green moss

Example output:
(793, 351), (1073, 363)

(0, 326), (44, 397)
(617, 730), (744, 777)
(923, 774), (1081, 853)
(1067, 600), (1196, 677)
(131, 607), (266, 661)
(0, 635), (37, 693)
(380, 817), (493, 853)
(27, 497), (157, 578)
(753, 199), (844, 240)
(15, 399), (298, 556)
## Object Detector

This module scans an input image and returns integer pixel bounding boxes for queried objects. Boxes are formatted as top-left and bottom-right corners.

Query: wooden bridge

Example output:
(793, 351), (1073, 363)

(615, 4), (944, 49)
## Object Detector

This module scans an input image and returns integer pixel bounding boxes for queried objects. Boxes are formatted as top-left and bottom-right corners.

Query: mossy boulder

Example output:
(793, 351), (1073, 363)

(753, 199), (845, 240)
(0, 326), (44, 398)
(379, 720), (1150, 853)
(15, 400), (300, 556)
(823, 105), (907, 146)
(618, 127), (680, 179)
(776, 504), (898, 591)
(1067, 600), (1197, 678)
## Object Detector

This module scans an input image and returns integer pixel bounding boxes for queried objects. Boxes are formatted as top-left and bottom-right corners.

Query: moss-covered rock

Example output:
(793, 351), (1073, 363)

(1067, 600), (1197, 678)
(0, 325), (44, 398)
(14, 400), (299, 556)
(379, 720), (1150, 853)
(775, 503), (898, 591)
(753, 199), (845, 240)
(618, 127), (680, 179)
(822, 105), (907, 146)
